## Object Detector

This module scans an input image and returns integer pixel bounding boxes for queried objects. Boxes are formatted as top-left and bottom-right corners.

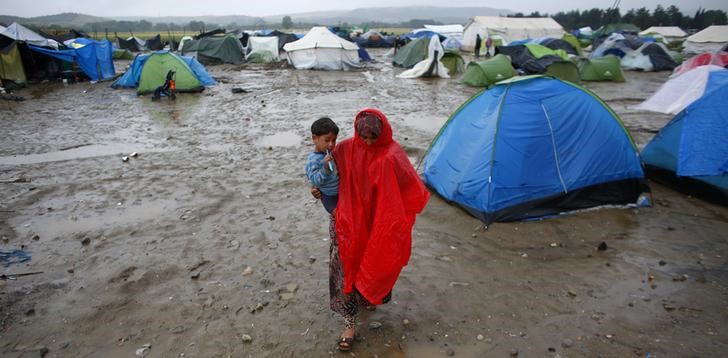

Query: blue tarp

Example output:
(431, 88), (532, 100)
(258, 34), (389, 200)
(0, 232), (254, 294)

(423, 76), (644, 222)
(404, 30), (441, 40)
(29, 39), (114, 81)
(642, 71), (728, 189)
(112, 51), (216, 89)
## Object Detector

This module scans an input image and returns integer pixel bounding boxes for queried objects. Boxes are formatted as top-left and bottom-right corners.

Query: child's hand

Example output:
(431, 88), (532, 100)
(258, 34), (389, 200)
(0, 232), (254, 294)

(311, 187), (322, 199)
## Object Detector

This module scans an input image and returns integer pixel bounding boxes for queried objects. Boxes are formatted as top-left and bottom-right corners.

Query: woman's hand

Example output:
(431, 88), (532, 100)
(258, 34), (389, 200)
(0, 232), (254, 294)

(311, 187), (322, 199)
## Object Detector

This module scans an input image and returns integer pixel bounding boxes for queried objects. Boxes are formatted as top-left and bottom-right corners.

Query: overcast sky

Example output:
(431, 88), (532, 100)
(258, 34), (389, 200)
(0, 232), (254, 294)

(4, 0), (727, 18)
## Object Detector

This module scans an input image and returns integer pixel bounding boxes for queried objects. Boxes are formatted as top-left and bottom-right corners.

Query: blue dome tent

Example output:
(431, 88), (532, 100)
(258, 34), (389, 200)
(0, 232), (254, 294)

(641, 70), (728, 205)
(423, 76), (647, 224)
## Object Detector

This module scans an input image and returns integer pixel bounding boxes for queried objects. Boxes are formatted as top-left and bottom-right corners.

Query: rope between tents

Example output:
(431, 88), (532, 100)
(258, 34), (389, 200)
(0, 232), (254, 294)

(541, 103), (568, 194)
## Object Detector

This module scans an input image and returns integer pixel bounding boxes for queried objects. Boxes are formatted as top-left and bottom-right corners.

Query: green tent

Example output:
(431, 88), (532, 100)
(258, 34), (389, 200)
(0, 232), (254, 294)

(524, 43), (569, 60)
(393, 38), (429, 68)
(246, 51), (276, 64)
(113, 48), (134, 60)
(181, 35), (244, 65)
(441, 50), (465, 76)
(138, 52), (204, 94)
(544, 61), (580, 84)
(578, 55), (625, 82)
(460, 54), (517, 87)
(562, 33), (583, 56)
(0, 42), (26, 84)
(592, 23), (641, 39)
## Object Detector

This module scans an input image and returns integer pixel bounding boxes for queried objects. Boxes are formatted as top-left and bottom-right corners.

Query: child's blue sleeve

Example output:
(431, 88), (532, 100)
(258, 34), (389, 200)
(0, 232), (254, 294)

(305, 155), (330, 187)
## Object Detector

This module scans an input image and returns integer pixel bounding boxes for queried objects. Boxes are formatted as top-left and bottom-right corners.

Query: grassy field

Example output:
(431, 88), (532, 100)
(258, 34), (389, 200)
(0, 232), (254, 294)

(85, 28), (412, 42)
(87, 31), (191, 43)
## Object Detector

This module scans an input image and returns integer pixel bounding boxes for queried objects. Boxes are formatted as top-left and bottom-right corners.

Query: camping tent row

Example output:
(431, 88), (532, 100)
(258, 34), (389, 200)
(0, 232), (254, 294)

(174, 27), (370, 70)
(392, 35), (625, 85)
(590, 33), (681, 72)
(456, 44), (624, 87)
(1, 22), (115, 85)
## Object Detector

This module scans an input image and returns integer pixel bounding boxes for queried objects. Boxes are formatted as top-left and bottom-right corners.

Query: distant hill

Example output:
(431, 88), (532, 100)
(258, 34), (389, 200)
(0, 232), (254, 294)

(0, 12), (108, 27)
(114, 15), (260, 27)
(0, 14), (26, 26)
(265, 6), (512, 25)
(1, 6), (511, 29)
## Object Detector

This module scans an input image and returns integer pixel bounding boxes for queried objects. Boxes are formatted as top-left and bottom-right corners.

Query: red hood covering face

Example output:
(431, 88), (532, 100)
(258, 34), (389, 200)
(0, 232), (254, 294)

(333, 108), (430, 304)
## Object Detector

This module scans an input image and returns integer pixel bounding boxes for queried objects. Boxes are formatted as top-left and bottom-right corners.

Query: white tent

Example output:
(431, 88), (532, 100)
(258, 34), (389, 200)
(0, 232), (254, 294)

(0, 22), (59, 49)
(282, 26), (360, 70)
(246, 36), (279, 62)
(633, 65), (727, 114)
(461, 16), (564, 51)
(684, 25), (728, 55)
(640, 26), (686, 42)
(397, 36), (449, 79)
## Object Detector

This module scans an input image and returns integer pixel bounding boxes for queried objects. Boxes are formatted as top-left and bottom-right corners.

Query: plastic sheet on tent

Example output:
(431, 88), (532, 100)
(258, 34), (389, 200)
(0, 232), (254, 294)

(28, 39), (115, 82)
(0, 23), (59, 49)
(672, 52), (728, 78)
(246, 36), (279, 63)
(397, 36), (449, 79)
(634, 65), (728, 114)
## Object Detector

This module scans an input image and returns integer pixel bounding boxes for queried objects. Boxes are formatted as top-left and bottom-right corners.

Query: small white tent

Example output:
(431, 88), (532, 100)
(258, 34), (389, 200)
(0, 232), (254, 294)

(639, 26), (686, 42)
(282, 27), (360, 70)
(461, 16), (564, 52)
(684, 25), (728, 55)
(246, 36), (279, 63)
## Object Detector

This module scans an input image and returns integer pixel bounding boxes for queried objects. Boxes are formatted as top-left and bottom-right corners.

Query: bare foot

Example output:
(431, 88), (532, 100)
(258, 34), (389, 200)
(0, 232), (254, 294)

(338, 328), (356, 351)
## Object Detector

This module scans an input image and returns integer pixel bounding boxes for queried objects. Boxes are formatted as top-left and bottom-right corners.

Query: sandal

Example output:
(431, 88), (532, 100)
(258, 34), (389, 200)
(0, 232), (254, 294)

(338, 336), (355, 351)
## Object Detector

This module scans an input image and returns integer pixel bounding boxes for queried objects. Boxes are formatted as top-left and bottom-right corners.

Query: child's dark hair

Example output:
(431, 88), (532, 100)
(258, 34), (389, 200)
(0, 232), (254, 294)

(311, 117), (339, 136)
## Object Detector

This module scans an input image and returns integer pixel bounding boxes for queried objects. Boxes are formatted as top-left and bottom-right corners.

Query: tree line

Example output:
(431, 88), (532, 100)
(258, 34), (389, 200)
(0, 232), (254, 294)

(511, 6), (727, 31)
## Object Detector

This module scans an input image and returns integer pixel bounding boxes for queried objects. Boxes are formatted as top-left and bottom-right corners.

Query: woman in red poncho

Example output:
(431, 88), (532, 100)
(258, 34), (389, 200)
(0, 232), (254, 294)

(328, 108), (430, 350)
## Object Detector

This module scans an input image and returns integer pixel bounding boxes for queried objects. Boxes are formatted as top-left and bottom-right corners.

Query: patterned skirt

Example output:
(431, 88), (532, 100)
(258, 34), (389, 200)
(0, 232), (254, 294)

(328, 214), (390, 318)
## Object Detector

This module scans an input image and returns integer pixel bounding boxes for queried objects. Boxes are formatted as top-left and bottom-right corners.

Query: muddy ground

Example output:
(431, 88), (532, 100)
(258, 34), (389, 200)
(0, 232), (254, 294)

(0, 49), (727, 357)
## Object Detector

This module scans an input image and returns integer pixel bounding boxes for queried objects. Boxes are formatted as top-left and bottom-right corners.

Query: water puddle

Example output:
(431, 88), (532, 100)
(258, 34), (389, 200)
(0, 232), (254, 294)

(14, 198), (179, 239)
(402, 114), (447, 133)
(0, 144), (156, 166)
(362, 71), (375, 83)
(258, 131), (302, 148)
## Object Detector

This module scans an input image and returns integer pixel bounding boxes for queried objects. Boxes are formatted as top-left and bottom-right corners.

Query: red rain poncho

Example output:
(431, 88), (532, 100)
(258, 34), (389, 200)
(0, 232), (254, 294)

(333, 108), (430, 304)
